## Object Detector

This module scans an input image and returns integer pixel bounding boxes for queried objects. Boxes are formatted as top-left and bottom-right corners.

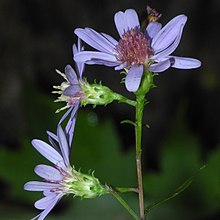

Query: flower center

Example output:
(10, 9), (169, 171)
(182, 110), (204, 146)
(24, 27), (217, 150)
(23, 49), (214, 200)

(116, 28), (152, 66)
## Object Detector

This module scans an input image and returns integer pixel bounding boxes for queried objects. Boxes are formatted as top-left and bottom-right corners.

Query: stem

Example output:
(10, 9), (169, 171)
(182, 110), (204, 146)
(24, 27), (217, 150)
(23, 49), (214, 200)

(114, 93), (137, 107)
(135, 94), (145, 220)
(108, 186), (139, 220)
(116, 187), (139, 193)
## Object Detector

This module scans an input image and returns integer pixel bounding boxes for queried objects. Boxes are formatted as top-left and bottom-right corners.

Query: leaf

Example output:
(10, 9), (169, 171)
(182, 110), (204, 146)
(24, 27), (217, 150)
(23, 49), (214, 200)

(145, 164), (207, 215)
(120, 119), (136, 126)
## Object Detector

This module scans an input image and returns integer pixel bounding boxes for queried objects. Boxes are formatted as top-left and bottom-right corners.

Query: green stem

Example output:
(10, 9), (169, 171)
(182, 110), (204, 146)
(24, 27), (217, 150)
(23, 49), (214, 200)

(114, 93), (137, 107)
(135, 94), (145, 220)
(116, 187), (139, 193)
(108, 186), (139, 220)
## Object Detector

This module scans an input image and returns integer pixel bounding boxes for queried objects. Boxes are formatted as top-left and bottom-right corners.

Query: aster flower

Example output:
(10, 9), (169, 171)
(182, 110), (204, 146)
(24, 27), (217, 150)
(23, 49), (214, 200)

(74, 9), (201, 92)
(24, 125), (107, 220)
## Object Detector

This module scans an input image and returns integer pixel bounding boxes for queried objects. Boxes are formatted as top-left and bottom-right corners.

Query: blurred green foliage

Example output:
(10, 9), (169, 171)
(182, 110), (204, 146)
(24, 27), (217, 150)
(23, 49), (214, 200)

(0, 89), (219, 220)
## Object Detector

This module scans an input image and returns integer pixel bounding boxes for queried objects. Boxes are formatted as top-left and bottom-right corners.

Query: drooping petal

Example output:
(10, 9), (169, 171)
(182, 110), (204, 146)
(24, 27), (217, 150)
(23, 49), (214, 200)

(114, 11), (127, 37)
(125, 65), (144, 92)
(31, 139), (65, 168)
(146, 22), (162, 39)
(24, 181), (60, 191)
(34, 194), (62, 220)
(125, 9), (140, 30)
(148, 59), (171, 72)
(57, 125), (70, 167)
(34, 193), (58, 210)
(152, 15), (187, 55)
(74, 51), (118, 64)
(65, 101), (80, 146)
(63, 85), (81, 96)
(64, 65), (78, 84)
(170, 56), (201, 69)
(34, 165), (63, 181)
(74, 28), (115, 53)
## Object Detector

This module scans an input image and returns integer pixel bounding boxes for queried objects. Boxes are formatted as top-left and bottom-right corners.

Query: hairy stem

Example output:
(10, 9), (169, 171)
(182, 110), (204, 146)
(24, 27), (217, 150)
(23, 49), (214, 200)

(135, 94), (145, 219)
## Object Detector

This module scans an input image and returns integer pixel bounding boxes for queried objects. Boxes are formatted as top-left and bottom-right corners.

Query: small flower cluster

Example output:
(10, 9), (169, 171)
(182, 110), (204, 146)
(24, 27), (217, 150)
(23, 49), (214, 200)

(24, 7), (201, 219)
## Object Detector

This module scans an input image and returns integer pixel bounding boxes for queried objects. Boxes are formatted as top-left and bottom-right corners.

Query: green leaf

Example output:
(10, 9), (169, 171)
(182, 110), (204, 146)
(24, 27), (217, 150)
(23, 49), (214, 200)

(120, 119), (136, 127)
(145, 164), (207, 215)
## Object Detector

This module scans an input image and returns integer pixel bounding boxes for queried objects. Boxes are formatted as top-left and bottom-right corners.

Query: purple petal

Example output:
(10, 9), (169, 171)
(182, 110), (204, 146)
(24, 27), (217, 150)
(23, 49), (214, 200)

(125, 65), (144, 92)
(74, 51), (118, 64)
(63, 85), (81, 96)
(115, 62), (128, 70)
(125, 9), (140, 30)
(86, 59), (119, 67)
(146, 22), (162, 39)
(57, 125), (70, 167)
(58, 107), (73, 125)
(34, 194), (62, 220)
(65, 101), (79, 146)
(114, 11), (127, 37)
(170, 56), (201, 69)
(31, 139), (65, 168)
(74, 28), (115, 53)
(65, 65), (78, 84)
(148, 59), (171, 72)
(34, 165), (63, 181)
(152, 15), (187, 55)
(101, 32), (118, 47)
(34, 193), (58, 210)
(24, 181), (60, 191)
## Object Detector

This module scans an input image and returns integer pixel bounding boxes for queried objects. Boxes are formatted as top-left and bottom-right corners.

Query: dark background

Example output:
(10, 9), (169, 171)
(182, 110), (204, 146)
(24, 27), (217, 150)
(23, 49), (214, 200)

(0, 0), (219, 219)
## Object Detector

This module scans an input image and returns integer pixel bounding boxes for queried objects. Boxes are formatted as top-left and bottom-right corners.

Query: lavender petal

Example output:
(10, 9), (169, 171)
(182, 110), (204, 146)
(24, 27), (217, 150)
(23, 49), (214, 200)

(125, 9), (140, 30)
(148, 59), (171, 72)
(64, 65), (78, 84)
(24, 181), (60, 191)
(34, 164), (63, 181)
(57, 125), (70, 167)
(152, 15), (187, 55)
(74, 51), (118, 64)
(63, 85), (81, 96)
(74, 28), (115, 53)
(170, 56), (201, 69)
(125, 65), (143, 92)
(114, 11), (127, 37)
(34, 193), (58, 210)
(31, 139), (65, 168)
(146, 22), (162, 39)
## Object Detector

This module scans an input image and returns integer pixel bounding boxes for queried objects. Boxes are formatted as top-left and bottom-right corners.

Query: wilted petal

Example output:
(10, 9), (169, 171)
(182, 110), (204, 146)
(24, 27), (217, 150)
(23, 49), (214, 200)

(24, 181), (60, 191)
(74, 28), (114, 53)
(170, 56), (201, 69)
(146, 22), (162, 39)
(125, 65), (143, 92)
(31, 139), (65, 168)
(34, 165), (63, 181)
(74, 51), (118, 64)
(125, 9), (140, 30)
(65, 65), (78, 84)
(63, 85), (81, 96)
(152, 15), (187, 54)
(148, 59), (171, 72)
(86, 59), (119, 67)
(57, 125), (70, 167)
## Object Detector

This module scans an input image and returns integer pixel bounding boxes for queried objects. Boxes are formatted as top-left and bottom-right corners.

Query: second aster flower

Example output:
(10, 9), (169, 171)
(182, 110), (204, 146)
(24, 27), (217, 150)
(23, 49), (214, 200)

(74, 9), (201, 92)
(24, 125), (108, 220)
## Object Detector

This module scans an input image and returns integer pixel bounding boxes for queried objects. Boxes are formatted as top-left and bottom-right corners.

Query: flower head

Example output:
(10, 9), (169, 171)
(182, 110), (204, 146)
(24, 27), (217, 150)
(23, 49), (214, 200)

(24, 125), (107, 220)
(74, 9), (201, 92)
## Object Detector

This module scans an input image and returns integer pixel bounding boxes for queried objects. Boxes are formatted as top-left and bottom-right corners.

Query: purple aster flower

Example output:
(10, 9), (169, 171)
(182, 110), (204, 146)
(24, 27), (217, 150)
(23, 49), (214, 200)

(24, 125), (107, 220)
(74, 9), (201, 92)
